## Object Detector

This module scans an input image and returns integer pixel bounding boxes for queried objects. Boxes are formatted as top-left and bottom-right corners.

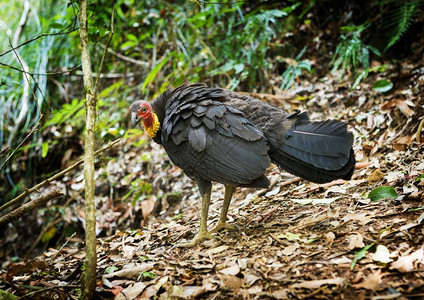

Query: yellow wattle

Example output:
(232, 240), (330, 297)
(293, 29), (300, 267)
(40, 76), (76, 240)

(145, 113), (160, 138)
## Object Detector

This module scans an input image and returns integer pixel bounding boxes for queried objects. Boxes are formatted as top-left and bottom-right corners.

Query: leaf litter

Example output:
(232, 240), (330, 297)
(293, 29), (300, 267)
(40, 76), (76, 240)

(1, 62), (424, 299)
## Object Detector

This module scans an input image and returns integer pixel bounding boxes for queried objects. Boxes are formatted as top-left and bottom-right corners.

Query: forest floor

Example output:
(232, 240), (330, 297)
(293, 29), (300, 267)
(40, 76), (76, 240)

(1, 60), (424, 299)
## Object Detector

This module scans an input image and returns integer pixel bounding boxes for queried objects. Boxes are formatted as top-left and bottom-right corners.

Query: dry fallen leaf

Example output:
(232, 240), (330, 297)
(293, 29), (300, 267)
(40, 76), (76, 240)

(326, 232), (336, 244)
(331, 256), (352, 265)
(291, 277), (345, 289)
(372, 245), (393, 264)
(366, 169), (384, 183)
(390, 248), (424, 272)
(281, 242), (299, 256)
(115, 282), (148, 300)
(207, 245), (229, 255)
(395, 99), (415, 117)
(219, 262), (240, 276)
(217, 274), (244, 289)
(342, 213), (373, 226)
(102, 263), (155, 279)
(247, 284), (263, 295)
(351, 269), (383, 290)
(348, 234), (365, 250)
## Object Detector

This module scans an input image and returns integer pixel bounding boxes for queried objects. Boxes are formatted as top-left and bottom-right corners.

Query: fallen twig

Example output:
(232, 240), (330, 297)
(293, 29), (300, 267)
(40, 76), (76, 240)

(0, 189), (63, 227)
(250, 207), (279, 224)
(414, 118), (424, 143)
(280, 177), (302, 187)
(63, 260), (84, 282)
(50, 232), (77, 262)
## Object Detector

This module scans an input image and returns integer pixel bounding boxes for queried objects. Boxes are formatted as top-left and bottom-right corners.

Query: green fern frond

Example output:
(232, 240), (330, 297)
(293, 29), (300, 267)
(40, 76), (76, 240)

(383, 0), (423, 52)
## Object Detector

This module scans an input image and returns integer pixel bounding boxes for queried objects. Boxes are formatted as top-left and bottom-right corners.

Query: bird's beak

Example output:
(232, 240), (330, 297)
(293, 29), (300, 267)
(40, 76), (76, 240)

(131, 112), (141, 128)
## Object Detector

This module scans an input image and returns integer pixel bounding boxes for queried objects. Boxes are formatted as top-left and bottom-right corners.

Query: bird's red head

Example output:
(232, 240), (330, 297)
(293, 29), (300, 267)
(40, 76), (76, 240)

(129, 100), (160, 138)
(130, 100), (153, 128)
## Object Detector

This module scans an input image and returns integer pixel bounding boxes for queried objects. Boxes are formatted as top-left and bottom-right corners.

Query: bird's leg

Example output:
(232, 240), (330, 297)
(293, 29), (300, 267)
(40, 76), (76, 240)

(177, 180), (213, 248)
(209, 185), (236, 234)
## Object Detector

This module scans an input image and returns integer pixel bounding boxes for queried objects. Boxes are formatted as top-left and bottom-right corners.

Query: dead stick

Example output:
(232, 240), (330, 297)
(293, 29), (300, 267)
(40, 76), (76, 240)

(250, 207), (279, 223)
(415, 118), (424, 143)
(0, 138), (122, 213)
(0, 189), (63, 227)
(280, 177), (302, 187)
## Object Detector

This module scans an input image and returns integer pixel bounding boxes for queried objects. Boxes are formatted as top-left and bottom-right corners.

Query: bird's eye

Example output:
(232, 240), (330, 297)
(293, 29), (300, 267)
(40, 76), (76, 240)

(141, 107), (147, 113)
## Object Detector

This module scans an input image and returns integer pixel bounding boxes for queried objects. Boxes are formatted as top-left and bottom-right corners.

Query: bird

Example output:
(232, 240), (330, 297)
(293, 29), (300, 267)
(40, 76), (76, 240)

(129, 83), (355, 247)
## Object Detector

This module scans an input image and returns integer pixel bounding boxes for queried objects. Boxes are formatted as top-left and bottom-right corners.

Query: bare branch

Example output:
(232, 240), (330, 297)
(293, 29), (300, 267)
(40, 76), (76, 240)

(0, 189), (63, 227)
(10, 38), (41, 115)
(97, 43), (149, 66)
(0, 62), (81, 76)
(0, 25), (78, 58)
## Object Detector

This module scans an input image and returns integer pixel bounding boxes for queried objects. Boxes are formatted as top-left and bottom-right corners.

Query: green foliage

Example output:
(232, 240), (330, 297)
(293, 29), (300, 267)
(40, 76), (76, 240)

(142, 56), (171, 93)
(331, 24), (381, 88)
(352, 64), (388, 91)
(280, 47), (311, 90)
(383, 0), (423, 52)
(105, 266), (118, 274)
(368, 186), (398, 201)
(207, 5), (300, 89)
(373, 79), (393, 93)
(351, 243), (375, 270)
(142, 271), (156, 280)
(89, 1), (301, 93)
(331, 25), (381, 78)
(0, 290), (18, 300)
(0, 0), (79, 195)
(123, 177), (153, 205)
(43, 98), (85, 129)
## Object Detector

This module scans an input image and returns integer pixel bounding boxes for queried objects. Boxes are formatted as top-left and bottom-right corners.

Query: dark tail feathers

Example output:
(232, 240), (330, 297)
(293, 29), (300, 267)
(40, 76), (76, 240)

(270, 112), (355, 183)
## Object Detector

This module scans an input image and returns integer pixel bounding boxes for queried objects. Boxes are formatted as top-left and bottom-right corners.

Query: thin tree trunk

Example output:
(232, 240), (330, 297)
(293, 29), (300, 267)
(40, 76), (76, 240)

(78, 0), (97, 298)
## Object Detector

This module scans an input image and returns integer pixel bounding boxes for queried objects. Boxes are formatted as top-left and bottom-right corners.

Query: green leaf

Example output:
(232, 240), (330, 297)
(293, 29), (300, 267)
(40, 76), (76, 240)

(49, 22), (64, 29)
(41, 142), (49, 158)
(120, 41), (136, 50)
(368, 186), (398, 201)
(172, 212), (184, 220)
(142, 271), (156, 279)
(409, 206), (424, 211)
(373, 79), (393, 93)
(352, 70), (368, 90)
(351, 243), (375, 270)
(234, 63), (245, 74)
(138, 255), (150, 262)
(415, 174), (424, 182)
(142, 56), (170, 92)
(0, 289), (18, 300)
(126, 33), (138, 42)
(105, 266), (118, 274)
(41, 226), (57, 243)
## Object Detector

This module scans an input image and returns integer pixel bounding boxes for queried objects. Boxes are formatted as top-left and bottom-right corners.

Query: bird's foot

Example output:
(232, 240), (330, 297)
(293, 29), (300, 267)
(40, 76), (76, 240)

(208, 221), (236, 234)
(176, 231), (214, 248)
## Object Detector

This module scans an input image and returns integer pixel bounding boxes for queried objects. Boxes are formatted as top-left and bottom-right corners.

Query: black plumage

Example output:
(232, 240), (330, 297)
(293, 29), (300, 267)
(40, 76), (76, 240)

(130, 83), (355, 247)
